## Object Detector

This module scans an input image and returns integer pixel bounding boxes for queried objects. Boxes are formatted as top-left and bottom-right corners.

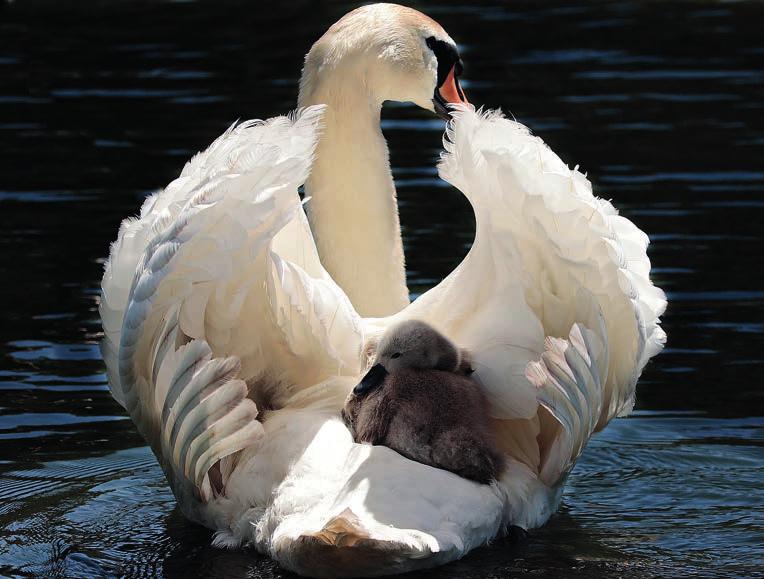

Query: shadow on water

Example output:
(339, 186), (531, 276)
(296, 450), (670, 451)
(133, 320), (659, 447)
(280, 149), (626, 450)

(0, 0), (762, 577)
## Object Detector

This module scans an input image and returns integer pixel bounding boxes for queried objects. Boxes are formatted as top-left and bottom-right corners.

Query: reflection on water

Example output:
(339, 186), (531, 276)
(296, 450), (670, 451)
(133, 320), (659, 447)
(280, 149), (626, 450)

(0, 0), (762, 577)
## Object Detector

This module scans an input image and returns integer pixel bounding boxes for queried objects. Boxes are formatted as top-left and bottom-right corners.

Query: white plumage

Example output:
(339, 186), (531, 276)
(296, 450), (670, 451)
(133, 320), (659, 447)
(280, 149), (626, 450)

(99, 4), (665, 577)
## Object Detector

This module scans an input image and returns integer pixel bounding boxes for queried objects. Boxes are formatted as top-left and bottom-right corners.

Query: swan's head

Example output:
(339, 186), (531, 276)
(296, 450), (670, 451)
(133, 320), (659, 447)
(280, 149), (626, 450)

(299, 3), (468, 119)
(354, 320), (460, 395)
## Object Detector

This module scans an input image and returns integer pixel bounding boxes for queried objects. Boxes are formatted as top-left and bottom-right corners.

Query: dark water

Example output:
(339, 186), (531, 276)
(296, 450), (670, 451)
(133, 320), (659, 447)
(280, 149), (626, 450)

(1, 0), (763, 577)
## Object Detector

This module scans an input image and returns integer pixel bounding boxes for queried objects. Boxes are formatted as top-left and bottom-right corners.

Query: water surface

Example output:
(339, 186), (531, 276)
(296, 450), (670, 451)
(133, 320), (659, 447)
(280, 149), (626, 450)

(1, 1), (762, 577)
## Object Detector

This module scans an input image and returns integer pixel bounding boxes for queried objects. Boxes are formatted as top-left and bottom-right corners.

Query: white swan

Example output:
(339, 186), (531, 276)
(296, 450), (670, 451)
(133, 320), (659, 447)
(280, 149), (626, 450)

(99, 4), (666, 577)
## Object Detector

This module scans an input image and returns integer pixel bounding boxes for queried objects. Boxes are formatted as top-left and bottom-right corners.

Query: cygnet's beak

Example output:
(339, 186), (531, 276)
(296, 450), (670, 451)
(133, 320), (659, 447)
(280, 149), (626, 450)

(433, 64), (469, 120)
(353, 363), (388, 395)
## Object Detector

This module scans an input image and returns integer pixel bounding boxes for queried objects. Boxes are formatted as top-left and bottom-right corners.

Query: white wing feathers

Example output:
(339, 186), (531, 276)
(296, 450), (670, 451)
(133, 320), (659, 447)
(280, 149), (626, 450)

(440, 106), (664, 412)
(526, 323), (606, 486)
(418, 106), (665, 486)
(149, 306), (261, 501)
(100, 106), (364, 503)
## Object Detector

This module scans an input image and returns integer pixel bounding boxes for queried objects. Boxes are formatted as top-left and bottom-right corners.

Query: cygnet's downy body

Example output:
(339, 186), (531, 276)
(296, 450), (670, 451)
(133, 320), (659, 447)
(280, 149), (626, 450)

(342, 320), (504, 484)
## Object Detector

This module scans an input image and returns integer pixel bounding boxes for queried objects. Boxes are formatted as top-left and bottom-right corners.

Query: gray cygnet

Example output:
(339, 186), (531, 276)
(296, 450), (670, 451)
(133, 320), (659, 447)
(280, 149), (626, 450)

(342, 320), (504, 484)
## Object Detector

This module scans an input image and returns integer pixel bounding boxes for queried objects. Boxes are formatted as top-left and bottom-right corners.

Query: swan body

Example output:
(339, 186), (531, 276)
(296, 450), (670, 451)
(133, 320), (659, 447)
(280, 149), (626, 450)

(99, 4), (666, 577)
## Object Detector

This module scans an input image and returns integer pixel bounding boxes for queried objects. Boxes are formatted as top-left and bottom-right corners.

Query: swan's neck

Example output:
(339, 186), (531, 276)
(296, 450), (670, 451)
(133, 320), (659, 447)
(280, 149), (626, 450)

(299, 78), (409, 318)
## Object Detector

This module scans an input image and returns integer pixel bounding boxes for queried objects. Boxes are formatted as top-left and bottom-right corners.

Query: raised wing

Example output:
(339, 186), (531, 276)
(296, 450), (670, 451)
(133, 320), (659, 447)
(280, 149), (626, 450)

(99, 106), (365, 506)
(405, 106), (666, 492)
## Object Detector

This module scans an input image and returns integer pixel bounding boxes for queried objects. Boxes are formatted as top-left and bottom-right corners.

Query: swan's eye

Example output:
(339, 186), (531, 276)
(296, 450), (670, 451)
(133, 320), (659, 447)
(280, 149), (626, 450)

(391, 353), (402, 359)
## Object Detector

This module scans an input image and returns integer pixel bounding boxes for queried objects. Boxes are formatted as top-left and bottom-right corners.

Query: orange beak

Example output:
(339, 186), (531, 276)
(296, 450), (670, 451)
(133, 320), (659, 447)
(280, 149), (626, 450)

(433, 64), (468, 120)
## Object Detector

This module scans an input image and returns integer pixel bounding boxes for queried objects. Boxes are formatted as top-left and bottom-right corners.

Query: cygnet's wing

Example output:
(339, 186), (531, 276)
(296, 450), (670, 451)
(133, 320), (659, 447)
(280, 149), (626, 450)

(99, 106), (364, 503)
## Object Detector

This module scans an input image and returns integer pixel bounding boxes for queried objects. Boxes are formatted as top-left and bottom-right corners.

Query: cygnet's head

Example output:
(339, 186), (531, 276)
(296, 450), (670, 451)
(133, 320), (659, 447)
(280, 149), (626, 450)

(377, 319), (460, 372)
(354, 320), (460, 395)
(298, 3), (468, 119)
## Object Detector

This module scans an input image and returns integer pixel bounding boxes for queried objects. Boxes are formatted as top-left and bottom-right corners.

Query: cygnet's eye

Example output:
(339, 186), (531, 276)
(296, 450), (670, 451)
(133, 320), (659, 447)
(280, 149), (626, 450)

(391, 352), (402, 359)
